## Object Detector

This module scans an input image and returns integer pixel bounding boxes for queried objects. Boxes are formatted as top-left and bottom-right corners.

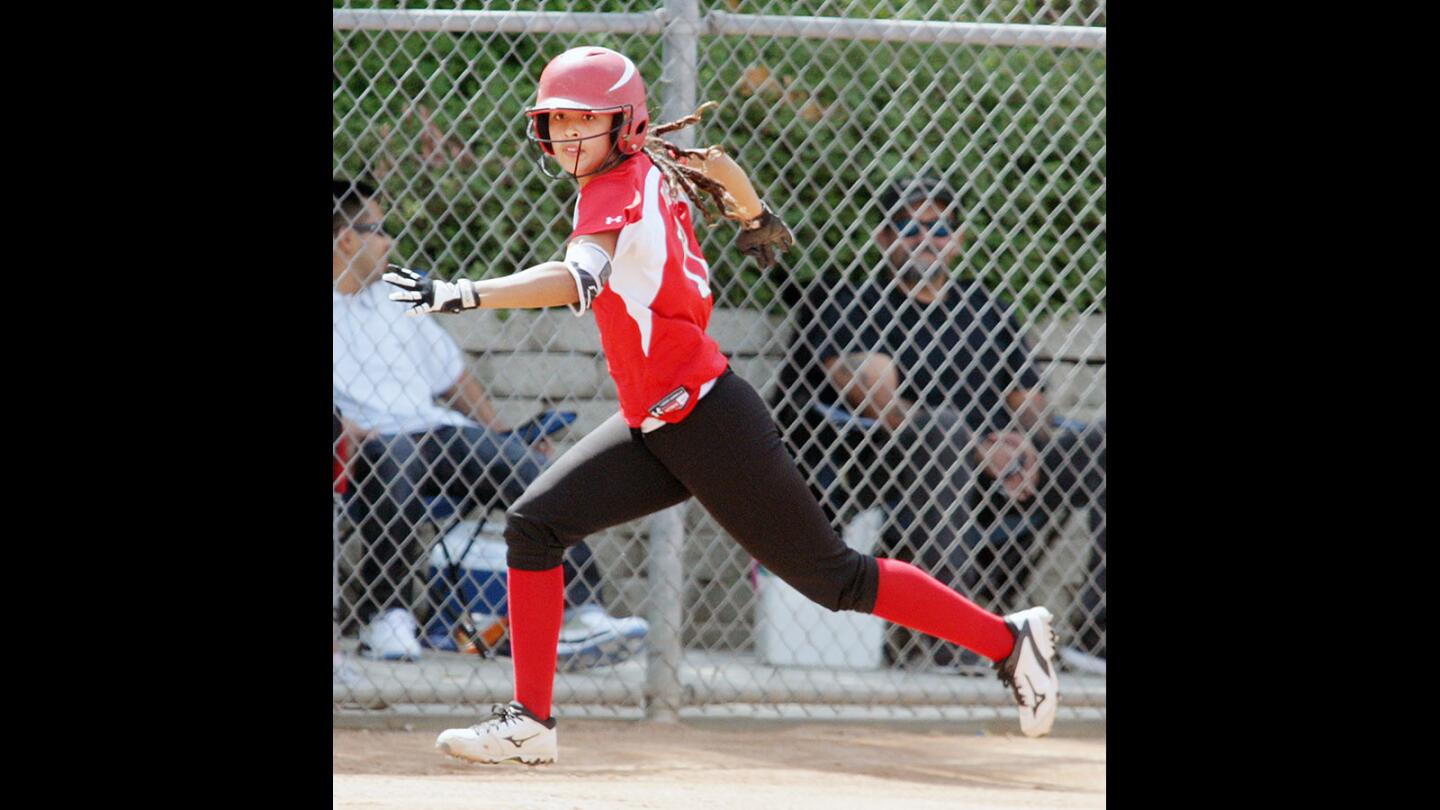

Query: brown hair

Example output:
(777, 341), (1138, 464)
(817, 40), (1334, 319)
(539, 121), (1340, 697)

(639, 102), (748, 226)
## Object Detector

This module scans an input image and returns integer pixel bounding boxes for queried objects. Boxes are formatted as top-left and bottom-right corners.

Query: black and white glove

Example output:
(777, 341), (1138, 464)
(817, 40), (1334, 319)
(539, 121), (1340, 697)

(382, 264), (482, 315)
(735, 202), (794, 269)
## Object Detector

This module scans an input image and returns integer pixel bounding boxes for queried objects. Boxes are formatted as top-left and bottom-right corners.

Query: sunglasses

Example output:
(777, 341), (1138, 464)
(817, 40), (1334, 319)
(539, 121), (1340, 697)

(892, 218), (953, 238)
(351, 222), (388, 236)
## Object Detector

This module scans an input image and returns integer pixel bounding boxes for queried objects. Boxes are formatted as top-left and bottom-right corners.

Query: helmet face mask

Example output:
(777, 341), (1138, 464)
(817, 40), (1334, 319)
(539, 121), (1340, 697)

(525, 105), (631, 179)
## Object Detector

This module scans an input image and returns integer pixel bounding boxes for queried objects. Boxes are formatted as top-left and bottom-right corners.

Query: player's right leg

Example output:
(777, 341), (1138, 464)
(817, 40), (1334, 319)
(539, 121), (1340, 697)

(436, 413), (691, 764)
(994, 606), (1060, 737)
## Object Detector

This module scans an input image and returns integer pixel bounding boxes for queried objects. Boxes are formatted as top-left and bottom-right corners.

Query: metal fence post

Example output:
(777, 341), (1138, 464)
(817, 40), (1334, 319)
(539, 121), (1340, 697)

(641, 0), (701, 726)
(637, 0), (702, 726)
(661, 0), (700, 147)
(645, 504), (686, 722)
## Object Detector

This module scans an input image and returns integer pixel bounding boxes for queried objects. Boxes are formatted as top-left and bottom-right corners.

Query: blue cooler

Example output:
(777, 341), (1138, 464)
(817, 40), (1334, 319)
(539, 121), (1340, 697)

(423, 519), (509, 651)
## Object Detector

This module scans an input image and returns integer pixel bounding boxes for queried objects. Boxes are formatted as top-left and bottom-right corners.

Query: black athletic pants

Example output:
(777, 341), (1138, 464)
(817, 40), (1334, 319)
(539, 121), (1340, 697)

(504, 368), (880, 614)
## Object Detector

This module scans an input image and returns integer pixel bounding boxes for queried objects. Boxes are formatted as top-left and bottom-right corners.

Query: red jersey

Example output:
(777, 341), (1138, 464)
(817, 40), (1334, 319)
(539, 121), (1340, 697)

(569, 152), (730, 428)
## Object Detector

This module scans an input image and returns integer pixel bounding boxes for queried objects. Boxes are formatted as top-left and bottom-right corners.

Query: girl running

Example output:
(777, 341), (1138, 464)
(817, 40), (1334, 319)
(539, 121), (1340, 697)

(383, 46), (1059, 765)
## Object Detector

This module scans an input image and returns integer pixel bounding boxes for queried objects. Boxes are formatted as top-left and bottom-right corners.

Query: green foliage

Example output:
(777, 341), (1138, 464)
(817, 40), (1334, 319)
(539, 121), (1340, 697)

(333, 12), (1104, 318)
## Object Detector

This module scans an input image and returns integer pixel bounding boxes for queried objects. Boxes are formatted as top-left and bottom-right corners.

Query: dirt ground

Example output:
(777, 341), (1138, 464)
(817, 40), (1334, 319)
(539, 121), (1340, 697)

(334, 719), (1105, 809)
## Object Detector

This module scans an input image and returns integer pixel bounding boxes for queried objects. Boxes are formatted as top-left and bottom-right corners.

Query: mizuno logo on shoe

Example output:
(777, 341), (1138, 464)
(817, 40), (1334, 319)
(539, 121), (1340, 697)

(504, 733), (540, 748)
(1026, 675), (1046, 715)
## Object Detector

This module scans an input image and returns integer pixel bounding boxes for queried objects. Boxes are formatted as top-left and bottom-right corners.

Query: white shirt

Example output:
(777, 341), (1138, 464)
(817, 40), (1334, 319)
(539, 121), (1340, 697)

(332, 282), (476, 435)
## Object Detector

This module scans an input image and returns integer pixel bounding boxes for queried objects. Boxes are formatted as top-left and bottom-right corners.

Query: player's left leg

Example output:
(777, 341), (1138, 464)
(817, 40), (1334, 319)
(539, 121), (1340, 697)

(642, 370), (1059, 736)
(443, 425), (630, 669)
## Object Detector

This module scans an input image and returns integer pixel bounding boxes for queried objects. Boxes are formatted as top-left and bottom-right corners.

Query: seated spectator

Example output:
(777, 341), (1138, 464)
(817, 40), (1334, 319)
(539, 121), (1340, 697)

(332, 178), (646, 666)
(773, 174), (1105, 674)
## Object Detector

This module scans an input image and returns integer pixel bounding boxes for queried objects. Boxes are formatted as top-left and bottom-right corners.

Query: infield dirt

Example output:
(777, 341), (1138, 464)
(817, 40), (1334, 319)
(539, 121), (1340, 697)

(334, 719), (1105, 809)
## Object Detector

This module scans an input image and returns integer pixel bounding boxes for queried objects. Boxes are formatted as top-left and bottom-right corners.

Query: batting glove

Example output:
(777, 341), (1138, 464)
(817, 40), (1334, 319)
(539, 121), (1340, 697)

(736, 203), (794, 269)
(382, 264), (482, 315)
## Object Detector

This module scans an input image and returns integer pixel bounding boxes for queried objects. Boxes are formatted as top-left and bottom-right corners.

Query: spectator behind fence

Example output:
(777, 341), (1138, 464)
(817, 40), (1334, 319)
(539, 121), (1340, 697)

(774, 174), (1106, 675)
(333, 403), (362, 689)
(331, 178), (647, 666)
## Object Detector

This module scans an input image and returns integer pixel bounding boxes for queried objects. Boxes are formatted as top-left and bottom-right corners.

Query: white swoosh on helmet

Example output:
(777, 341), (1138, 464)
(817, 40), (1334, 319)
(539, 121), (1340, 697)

(607, 56), (637, 93)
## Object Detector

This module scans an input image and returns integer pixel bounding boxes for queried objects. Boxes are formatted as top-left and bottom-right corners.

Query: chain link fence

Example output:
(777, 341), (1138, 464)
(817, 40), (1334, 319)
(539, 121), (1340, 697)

(333, 0), (1104, 723)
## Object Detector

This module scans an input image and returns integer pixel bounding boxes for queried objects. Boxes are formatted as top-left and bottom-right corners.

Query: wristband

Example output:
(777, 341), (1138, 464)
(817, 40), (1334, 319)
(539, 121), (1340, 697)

(458, 279), (480, 309)
(743, 202), (774, 231)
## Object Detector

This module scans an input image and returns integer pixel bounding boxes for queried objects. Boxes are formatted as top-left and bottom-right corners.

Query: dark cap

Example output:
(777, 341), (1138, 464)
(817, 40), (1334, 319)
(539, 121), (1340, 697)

(879, 173), (956, 223)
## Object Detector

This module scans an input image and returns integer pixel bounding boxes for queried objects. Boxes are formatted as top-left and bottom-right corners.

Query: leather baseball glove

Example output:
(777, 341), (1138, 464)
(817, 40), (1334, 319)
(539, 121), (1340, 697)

(736, 203), (794, 269)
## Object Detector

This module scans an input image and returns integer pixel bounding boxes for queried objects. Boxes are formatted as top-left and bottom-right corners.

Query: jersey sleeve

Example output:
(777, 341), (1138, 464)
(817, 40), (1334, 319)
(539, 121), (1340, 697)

(569, 170), (644, 240)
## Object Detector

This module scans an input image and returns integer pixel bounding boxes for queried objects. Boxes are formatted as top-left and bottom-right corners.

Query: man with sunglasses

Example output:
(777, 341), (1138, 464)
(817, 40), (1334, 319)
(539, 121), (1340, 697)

(778, 174), (1106, 675)
(331, 179), (648, 667)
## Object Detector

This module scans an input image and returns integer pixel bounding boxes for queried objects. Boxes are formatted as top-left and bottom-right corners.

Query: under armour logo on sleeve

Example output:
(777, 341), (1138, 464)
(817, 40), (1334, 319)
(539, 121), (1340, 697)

(605, 215), (624, 225)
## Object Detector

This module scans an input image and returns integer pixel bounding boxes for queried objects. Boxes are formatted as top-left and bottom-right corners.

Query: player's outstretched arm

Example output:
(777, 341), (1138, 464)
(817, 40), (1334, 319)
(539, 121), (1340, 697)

(383, 261), (579, 315)
(384, 231), (618, 316)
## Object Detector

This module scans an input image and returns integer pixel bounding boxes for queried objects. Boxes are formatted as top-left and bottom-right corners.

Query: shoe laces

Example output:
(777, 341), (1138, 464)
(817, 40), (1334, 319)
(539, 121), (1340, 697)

(995, 661), (1026, 707)
(472, 702), (524, 734)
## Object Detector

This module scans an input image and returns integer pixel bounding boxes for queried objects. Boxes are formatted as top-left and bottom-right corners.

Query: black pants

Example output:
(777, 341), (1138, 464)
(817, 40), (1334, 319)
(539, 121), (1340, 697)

(505, 369), (880, 614)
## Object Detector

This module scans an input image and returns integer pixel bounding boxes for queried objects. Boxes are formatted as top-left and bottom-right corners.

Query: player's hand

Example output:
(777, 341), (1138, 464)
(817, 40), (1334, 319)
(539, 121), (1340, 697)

(382, 264), (482, 315)
(736, 203), (794, 269)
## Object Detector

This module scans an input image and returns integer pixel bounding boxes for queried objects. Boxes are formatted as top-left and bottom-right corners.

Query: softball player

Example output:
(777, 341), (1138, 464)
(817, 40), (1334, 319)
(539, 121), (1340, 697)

(383, 46), (1059, 765)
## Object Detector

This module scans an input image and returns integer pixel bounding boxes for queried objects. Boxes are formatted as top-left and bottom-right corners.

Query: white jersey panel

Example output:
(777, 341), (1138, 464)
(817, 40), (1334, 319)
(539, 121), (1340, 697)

(608, 167), (667, 356)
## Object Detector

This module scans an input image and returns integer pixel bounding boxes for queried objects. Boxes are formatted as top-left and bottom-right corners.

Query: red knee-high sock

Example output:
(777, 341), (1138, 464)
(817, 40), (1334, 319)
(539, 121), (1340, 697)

(507, 566), (565, 721)
(869, 557), (1015, 662)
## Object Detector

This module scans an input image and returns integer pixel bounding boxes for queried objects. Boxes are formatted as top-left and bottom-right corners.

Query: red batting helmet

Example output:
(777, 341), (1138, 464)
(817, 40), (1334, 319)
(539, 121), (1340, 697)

(524, 46), (650, 158)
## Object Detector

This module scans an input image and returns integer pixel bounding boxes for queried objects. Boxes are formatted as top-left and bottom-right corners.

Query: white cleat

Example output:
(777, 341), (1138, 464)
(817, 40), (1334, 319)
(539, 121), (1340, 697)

(435, 701), (558, 766)
(995, 606), (1060, 737)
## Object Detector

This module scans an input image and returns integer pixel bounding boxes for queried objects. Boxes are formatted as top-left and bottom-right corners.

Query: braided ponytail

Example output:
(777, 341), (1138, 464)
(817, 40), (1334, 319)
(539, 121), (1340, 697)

(641, 101), (749, 226)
